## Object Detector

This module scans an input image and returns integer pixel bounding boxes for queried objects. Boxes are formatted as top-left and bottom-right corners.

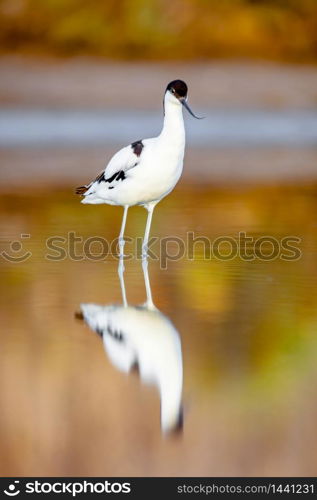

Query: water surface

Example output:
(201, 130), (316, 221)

(1, 183), (317, 476)
(1, 109), (317, 147)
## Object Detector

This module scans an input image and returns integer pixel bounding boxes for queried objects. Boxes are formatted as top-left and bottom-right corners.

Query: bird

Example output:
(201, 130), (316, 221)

(76, 260), (183, 434)
(75, 79), (201, 258)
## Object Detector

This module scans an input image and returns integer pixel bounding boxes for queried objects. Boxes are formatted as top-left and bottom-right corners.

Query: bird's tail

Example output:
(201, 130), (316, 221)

(74, 310), (84, 320)
(75, 185), (87, 195)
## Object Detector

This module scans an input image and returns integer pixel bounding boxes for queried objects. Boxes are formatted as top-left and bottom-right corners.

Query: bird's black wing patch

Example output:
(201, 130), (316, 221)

(76, 168), (126, 195)
(95, 171), (105, 183)
(107, 325), (124, 342)
(95, 326), (104, 338)
(77, 144), (141, 195)
(131, 140), (144, 157)
(92, 325), (125, 342)
(95, 170), (126, 184)
(114, 170), (126, 182)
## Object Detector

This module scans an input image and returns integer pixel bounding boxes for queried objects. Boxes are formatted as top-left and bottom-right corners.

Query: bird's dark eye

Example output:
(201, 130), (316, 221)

(171, 88), (175, 93)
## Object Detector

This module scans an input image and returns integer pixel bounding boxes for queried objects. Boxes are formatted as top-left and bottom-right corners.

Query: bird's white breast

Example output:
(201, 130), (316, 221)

(138, 136), (185, 199)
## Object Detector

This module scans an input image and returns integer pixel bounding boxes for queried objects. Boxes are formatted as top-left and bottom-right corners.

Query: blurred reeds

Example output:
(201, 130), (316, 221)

(0, 0), (317, 62)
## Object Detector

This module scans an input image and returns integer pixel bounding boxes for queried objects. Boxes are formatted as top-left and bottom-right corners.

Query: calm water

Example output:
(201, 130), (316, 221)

(1, 109), (317, 147)
(1, 183), (317, 476)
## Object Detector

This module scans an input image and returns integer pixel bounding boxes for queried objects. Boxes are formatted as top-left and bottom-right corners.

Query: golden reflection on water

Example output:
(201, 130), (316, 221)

(0, 183), (317, 476)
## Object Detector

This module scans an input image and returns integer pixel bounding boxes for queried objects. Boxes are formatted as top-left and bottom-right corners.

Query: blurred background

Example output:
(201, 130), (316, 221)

(1, 0), (317, 477)
(1, 0), (317, 61)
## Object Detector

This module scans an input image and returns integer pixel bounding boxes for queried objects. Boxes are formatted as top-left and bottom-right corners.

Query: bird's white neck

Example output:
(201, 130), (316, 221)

(160, 94), (185, 142)
(160, 376), (183, 433)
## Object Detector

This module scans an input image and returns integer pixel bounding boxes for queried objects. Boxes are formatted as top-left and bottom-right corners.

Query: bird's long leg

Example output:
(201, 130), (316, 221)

(118, 258), (128, 307)
(118, 205), (129, 258)
(142, 202), (157, 259)
(142, 258), (155, 309)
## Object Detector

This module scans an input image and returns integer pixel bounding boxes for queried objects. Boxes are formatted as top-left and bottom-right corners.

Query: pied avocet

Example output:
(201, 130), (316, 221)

(76, 80), (201, 257)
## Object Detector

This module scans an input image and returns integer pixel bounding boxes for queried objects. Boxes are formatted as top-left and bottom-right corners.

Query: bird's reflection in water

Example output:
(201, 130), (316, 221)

(76, 259), (183, 435)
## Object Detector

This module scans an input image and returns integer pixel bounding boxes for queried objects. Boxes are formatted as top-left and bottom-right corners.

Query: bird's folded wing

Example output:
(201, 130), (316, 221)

(76, 139), (149, 195)
(103, 143), (141, 180)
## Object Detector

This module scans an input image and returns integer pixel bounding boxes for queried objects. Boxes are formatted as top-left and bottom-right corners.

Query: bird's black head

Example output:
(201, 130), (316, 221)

(165, 79), (203, 119)
(166, 406), (184, 437)
(166, 80), (188, 99)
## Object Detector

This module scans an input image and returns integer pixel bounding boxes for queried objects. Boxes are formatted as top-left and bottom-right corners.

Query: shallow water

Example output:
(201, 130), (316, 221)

(1, 183), (317, 476)
(1, 108), (317, 147)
